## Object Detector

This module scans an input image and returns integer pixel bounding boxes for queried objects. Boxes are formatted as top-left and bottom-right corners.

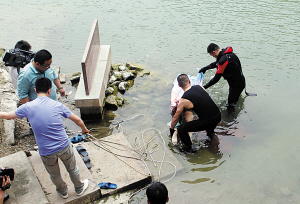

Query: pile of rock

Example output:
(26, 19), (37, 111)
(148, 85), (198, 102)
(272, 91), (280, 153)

(104, 62), (150, 110)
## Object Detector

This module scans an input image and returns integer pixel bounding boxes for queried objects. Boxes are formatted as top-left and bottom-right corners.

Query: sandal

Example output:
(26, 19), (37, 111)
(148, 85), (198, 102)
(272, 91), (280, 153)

(98, 182), (117, 189)
(76, 146), (88, 157)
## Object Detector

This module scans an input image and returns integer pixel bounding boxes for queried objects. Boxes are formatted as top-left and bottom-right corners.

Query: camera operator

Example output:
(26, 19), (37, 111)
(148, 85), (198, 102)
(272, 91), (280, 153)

(6, 40), (32, 99)
(0, 173), (10, 204)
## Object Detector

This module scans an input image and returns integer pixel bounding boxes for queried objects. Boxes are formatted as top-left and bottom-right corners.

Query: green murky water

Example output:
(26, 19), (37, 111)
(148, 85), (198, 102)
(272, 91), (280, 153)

(1, 0), (300, 203)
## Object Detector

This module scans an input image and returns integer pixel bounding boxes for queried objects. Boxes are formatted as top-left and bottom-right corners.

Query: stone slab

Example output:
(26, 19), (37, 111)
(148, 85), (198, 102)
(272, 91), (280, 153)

(0, 67), (18, 145)
(28, 146), (100, 204)
(59, 73), (66, 84)
(74, 133), (152, 197)
(81, 19), (100, 95)
(0, 99), (17, 144)
(75, 45), (111, 119)
(0, 151), (49, 204)
(75, 45), (111, 107)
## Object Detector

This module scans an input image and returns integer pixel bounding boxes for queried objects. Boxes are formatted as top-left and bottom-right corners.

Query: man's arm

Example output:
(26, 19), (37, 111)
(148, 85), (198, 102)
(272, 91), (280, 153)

(20, 97), (29, 104)
(203, 57), (228, 89)
(203, 73), (222, 89)
(68, 113), (89, 134)
(199, 62), (217, 74)
(54, 78), (65, 97)
(170, 99), (193, 129)
(0, 111), (19, 120)
(17, 74), (30, 104)
(170, 105), (183, 130)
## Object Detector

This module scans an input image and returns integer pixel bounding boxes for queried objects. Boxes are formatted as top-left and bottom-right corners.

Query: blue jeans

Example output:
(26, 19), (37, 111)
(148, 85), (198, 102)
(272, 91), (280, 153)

(40, 144), (84, 195)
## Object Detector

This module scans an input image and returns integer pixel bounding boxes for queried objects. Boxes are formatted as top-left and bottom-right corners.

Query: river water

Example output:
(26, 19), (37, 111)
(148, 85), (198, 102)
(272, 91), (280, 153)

(1, 0), (300, 203)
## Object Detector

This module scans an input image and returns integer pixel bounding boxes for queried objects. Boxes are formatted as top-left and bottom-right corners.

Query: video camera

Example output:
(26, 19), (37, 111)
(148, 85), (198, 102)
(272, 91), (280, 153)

(0, 167), (14, 191)
(2, 48), (35, 68)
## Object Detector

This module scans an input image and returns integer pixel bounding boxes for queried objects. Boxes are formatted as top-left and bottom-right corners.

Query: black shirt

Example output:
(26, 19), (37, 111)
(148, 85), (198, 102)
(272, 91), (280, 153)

(182, 85), (220, 120)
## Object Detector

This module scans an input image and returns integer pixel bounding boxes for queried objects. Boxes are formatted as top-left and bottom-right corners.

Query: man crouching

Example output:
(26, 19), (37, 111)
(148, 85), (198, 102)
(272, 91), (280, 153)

(170, 74), (221, 152)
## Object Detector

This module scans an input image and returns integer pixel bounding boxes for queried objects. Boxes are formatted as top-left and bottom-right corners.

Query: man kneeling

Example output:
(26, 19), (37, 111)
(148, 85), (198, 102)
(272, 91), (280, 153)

(170, 74), (221, 151)
(0, 77), (89, 199)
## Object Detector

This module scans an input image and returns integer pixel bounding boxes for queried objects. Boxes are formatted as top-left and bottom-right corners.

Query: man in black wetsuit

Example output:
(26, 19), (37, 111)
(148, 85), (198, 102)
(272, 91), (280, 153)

(199, 43), (245, 107)
(170, 74), (221, 151)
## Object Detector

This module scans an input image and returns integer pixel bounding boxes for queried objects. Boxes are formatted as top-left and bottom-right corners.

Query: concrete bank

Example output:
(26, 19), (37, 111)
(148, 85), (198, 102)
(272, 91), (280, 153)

(0, 132), (153, 203)
(0, 46), (185, 203)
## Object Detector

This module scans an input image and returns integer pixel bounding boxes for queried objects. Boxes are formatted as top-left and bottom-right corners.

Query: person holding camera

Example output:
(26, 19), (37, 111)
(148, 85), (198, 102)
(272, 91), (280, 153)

(0, 176), (10, 204)
(6, 40), (32, 99)
(0, 167), (13, 204)
(0, 77), (89, 199)
(17, 49), (65, 104)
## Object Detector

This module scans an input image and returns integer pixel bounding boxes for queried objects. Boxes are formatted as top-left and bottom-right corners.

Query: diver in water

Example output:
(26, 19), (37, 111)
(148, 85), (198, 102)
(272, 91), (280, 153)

(199, 43), (246, 107)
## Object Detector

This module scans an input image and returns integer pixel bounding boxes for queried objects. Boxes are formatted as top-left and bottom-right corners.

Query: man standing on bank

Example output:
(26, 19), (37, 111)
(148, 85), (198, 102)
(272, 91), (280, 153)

(170, 74), (221, 151)
(199, 43), (245, 107)
(17, 49), (65, 104)
(0, 77), (89, 199)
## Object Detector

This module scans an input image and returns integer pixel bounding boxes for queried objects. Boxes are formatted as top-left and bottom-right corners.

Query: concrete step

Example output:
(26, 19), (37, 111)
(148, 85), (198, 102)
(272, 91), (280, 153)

(125, 130), (184, 182)
(0, 132), (154, 203)
(0, 132), (183, 203)
(76, 133), (152, 197)
(0, 151), (48, 204)
(28, 146), (100, 204)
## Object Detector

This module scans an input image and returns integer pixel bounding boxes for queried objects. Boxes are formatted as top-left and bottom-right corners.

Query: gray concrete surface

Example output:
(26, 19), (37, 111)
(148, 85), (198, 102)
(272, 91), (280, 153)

(75, 133), (152, 197)
(74, 19), (111, 119)
(0, 132), (183, 203)
(0, 151), (49, 204)
(0, 67), (18, 145)
(75, 45), (111, 119)
(126, 130), (184, 182)
(0, 99), (17, 144)
(28, 146), (100, 204)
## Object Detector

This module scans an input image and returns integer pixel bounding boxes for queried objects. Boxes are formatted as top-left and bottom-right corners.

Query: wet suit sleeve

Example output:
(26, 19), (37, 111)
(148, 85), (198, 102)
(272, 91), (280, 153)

(203, 58), (228, 89)
(199, 62), (217, 73)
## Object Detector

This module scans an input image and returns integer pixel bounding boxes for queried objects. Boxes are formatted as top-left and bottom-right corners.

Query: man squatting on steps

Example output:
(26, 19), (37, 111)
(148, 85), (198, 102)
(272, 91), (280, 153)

(199, 43), (245, 107)
(0, 77), (89, 199)
(170, 74), (221, 151)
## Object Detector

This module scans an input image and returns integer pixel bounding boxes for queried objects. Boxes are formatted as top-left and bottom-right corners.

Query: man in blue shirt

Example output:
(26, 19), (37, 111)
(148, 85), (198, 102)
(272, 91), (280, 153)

(17, 49), (65, 104)
(0, 77), (89, 199)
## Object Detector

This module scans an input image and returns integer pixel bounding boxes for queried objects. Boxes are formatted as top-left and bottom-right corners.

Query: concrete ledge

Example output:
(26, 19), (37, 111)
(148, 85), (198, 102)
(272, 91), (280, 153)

(127, 130), (184, 181)
(0, 67), (18, 145)
(0, 99), (17, 144)
(28, 146), (100, 204)
(0, 151), (49, 204)
(75, 45), (111, 119)
(75, 133), (152, 198)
